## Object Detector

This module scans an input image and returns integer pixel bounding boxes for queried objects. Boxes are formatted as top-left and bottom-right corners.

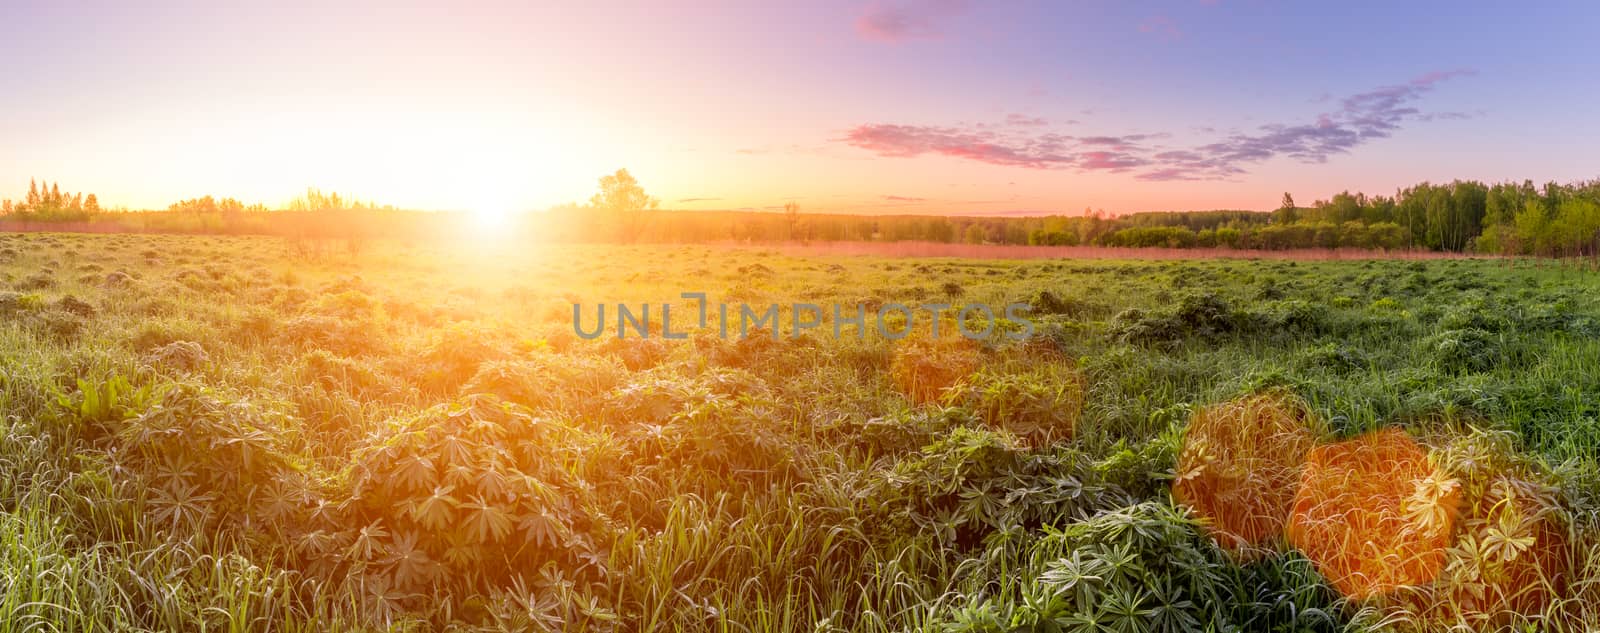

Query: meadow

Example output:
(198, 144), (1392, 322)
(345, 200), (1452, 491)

(2, 231), (1599, 632)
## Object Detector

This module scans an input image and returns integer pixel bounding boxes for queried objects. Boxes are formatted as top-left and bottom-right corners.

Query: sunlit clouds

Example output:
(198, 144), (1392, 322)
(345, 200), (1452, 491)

(843, 71), (1476, 182)
(1, 2), (1591, 215)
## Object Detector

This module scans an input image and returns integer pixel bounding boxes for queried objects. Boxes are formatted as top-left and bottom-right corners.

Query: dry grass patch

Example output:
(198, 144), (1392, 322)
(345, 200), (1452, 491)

(1171, 393), (1319, 559)
(1288, 428), (1461, 600)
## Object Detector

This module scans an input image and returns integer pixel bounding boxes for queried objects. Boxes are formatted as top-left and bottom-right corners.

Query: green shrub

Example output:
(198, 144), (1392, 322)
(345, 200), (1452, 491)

(15, 271), (55, 291)
(1029, 290), (1108, 318)
(1423, 328), (1500, 373)
(939, 502), (1236, 632)
(281, 313), (382, 355)
(145, 341), (209, 373)
(462, 353), (628, 414)
(945, 362), (1084, 446)
(1295, 342), (1369, 373)
(0, 290), (23, 314)
(29, 309), (84, 341)
(55, 294), (96, 318)
(340, 396), (606, 600)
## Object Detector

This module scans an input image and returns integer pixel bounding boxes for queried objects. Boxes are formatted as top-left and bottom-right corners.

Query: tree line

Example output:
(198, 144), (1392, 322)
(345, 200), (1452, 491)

(0, 179), (100, 221)
(547, 172), (1600, 255)
(5, 173), (1599, 256)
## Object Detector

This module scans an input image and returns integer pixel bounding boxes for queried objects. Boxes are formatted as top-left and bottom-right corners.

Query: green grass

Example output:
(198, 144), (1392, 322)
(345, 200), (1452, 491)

(2, 231), (1599, 631)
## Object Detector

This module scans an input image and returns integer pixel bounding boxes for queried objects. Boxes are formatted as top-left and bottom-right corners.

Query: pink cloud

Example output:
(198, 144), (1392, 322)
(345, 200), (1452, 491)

(855, 0), (971, 42)
(840, 71), (1476, 181)
(1079, 151), (1150, 171)
(843, 123), (1074, 168)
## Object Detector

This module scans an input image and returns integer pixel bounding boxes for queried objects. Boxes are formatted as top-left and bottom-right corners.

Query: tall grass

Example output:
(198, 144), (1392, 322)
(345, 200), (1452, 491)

(1, 232), (1598, 631)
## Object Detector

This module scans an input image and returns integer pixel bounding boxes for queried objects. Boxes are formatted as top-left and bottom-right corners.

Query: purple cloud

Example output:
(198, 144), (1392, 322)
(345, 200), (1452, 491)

(856, 0), (970, 42)
(882, 195), (928, 202)
(1005, 113), (1049, 127)
(1147, 69), (1477, 179)
(840, 71), (1475, 181)
(1079, 151), (1150, 171)
(1076, 133), (1166, 152)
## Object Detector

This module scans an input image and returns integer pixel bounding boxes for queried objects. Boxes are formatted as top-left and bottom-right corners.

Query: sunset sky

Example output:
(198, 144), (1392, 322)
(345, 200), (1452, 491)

(2, 1), (1596, 216)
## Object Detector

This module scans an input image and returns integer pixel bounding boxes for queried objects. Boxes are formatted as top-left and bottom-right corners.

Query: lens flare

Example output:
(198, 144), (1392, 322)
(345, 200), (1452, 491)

(1288, 428), (1461, 600)
(1172, 394), (1318, 559)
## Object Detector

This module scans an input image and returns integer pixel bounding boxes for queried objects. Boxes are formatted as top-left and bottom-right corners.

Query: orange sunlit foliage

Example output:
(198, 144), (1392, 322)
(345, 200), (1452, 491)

(1288, 428), (1462, 599)
(1172, 393), (1318, 559)
(1364, 428), (1581, 629)
(890, 336), (982, 405)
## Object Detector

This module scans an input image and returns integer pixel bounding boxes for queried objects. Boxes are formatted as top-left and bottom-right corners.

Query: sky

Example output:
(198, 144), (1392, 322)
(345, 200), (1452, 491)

(1, 0), (1597, 216)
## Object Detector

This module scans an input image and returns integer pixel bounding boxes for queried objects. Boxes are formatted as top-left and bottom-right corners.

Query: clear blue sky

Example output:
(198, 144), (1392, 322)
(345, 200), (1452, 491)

(1, 0), (1596, 215)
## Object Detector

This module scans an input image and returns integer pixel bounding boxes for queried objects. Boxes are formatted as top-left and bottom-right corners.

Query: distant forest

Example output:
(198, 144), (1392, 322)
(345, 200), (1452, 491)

(5, 175), (1600, 257)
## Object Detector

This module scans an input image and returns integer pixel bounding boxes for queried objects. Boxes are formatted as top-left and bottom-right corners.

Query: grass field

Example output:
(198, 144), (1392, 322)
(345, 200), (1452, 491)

(2, 231), (1599, 632)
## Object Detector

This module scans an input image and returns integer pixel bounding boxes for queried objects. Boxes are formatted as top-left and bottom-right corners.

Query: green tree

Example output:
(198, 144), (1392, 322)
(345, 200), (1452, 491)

(589, 169), (659, 242)
(1215, 226), (1242, 248)
(1552, 198), (1600, 260)
(1369, 222), (1408, 250)
(1514, 200), (1554, 257)
(1273, 192), (1298, 224)
(4, 180), (95, 221)
(590, 169), (658, 214)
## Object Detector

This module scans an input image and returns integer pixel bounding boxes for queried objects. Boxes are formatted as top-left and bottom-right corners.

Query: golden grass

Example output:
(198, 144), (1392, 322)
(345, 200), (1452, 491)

(1288, 428), (1461, 600)
(1171, 393), (1318, 559)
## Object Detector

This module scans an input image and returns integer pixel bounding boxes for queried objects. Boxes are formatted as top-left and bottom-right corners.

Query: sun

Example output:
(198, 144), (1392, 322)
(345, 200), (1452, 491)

(468, 195), (517, 232)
